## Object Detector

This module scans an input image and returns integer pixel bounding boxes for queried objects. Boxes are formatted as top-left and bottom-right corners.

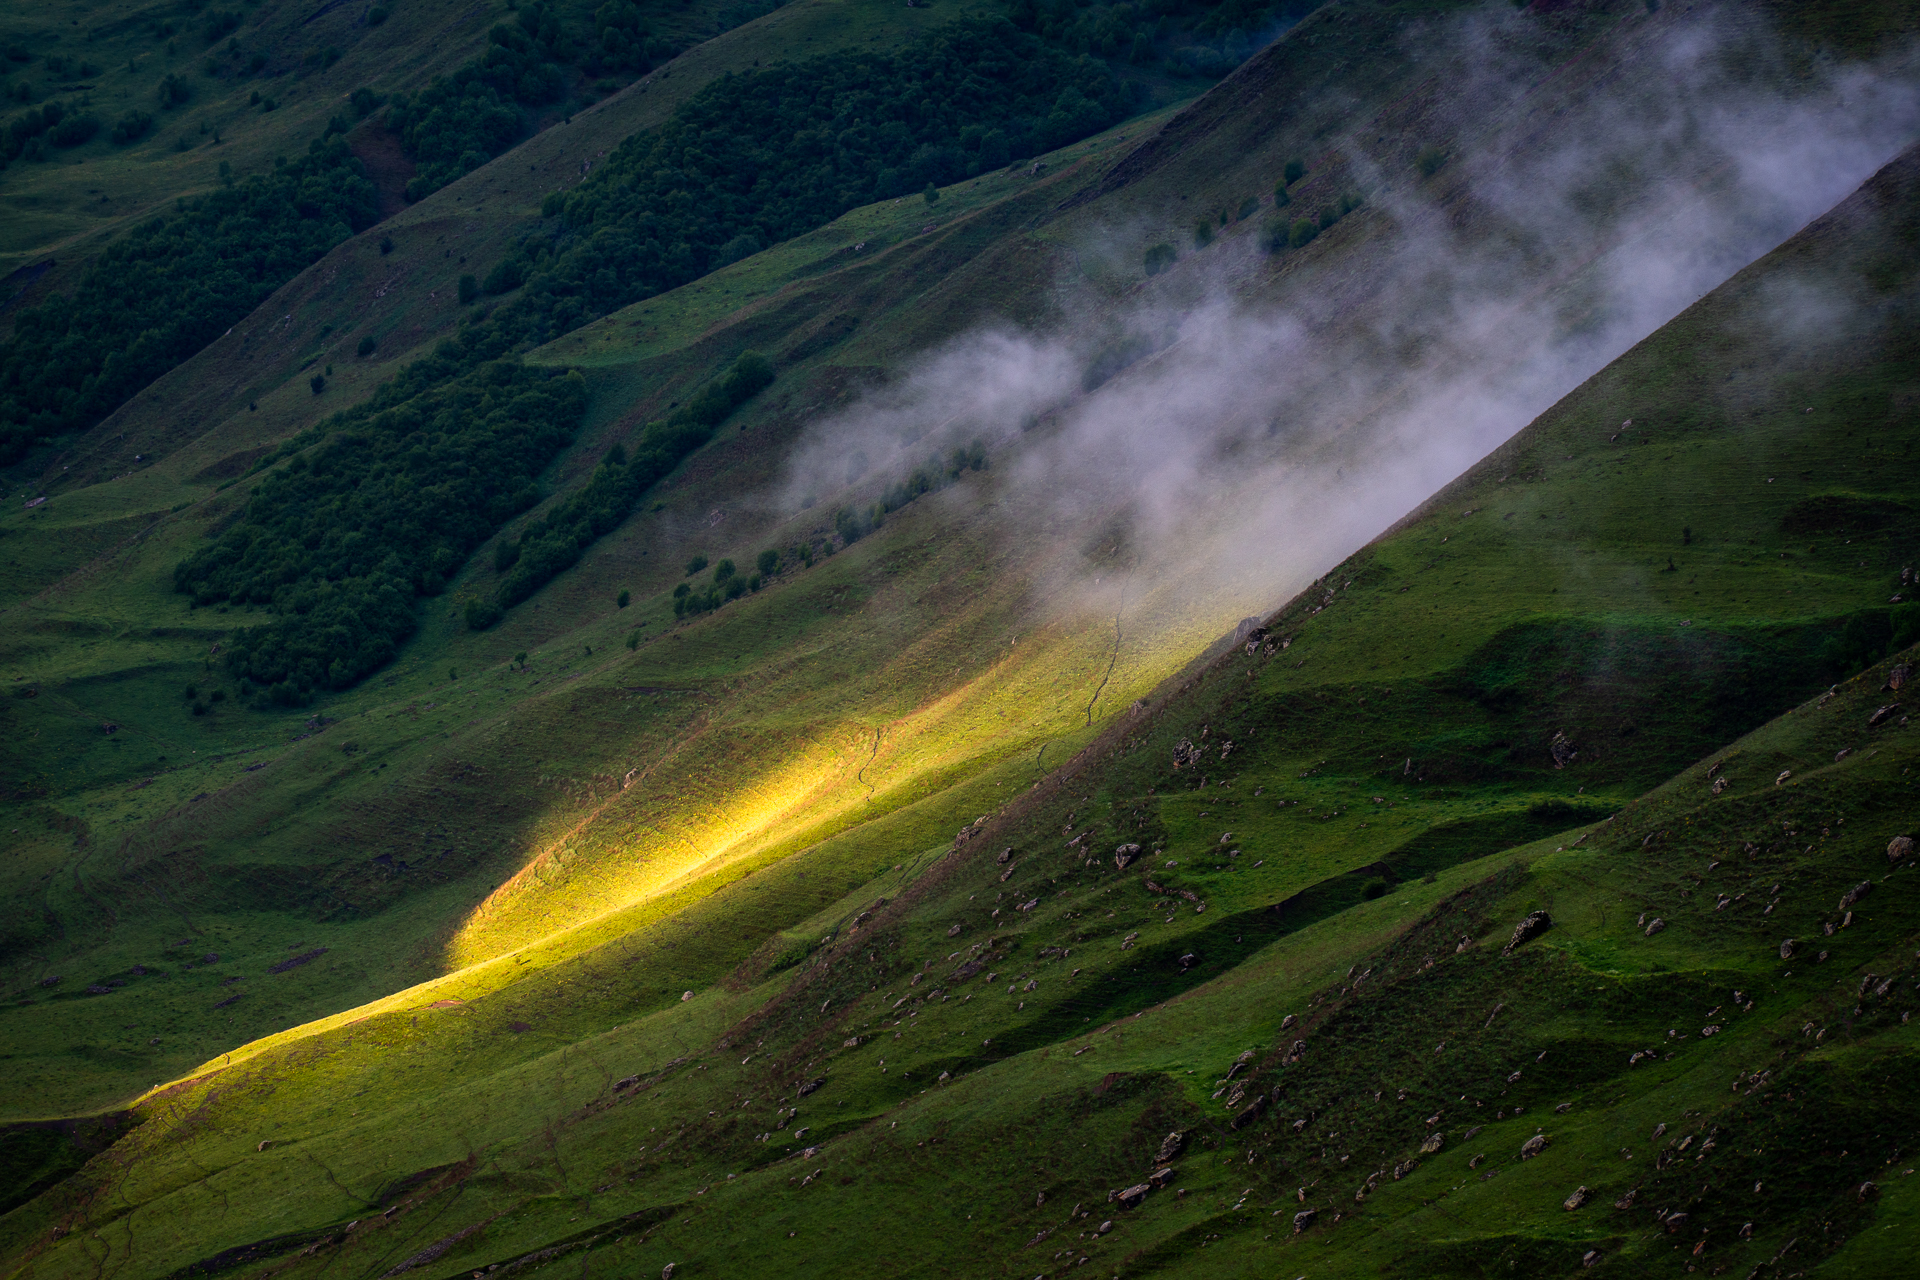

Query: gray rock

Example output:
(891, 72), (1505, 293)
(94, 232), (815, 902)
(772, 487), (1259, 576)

(1097, 1220), (1113, 1234)
(1583, 1248), (1602, 1268)
(1420, 1132), (1444, 1155)
(1281, 1013), (1297, 1030)
(1663, 1211), (1689, 1233)
(1870, 702), (1901, 727)
(996, 847), (1013, 865)
(1114, 843), (1141, 870)
(1172, 739), (1201, 769)
(1149, 1166), (1175, 1189)
(662, 1266), (676, 1280)
(1563, 1186), (1591, 1211)
(1889, 835), (1913, 864)
(1859, 1180), (1880, 1202)
(1155, 1130), (1186, 1164)
(1502, 910), (1552, 956)
(1114, 1183), (1149, 1209)
(1293, 1209), (1318, 1233)
(1520, 1134), (1551, 1160)
(1550, 732), (1577, 769)
(1229, 1094), (1267, 1130)
(1645, 918), (1666, 937)
(1779, 938), (1796, 961)
(1887, 663), (1912, 692)
(1840, 880), (1873, 911)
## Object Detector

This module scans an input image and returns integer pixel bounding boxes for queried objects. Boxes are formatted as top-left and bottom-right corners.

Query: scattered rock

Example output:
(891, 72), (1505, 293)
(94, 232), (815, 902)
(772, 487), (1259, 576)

(1097, 1219), (1113, 1234)
(1549, 732), (1577, 769)
(1419, 1133), (1444, 1155)
(1392, 1159), (1418, 1180)
(996, 847), (1013, 865)
(1155, 1131), (1186, 1164)
(1712, 776), (1728, 795)
(1858, 1180), (1880, 1202)
(662, 1265), (676, 1280)
(1870, 702), (1901, 726)
(1886, 664), (1912, 692)
(1839, 880), (1873, 911)
(1614, 1188), (1638, 1210)
(1889, 835), (1913, 864)
(1229, 1094), (1267, 1130)
(1779, 938), (1796, 961)
(1172, 739), (1201, 769)
(1114, 1183), (1149, 1209)
(1775, 769), (1792, 786)
(1293, 1209), (1318, 1233)
(947, 922), (963, 937)
(1502, 911), (1552, 956)
(1280, 1014), (1297, 1030)
(798, 1077), (826, 1097)
(1114, 843), (1141, 870)
(1645, 918), (1666, 937)
(1664, 1212), (1689, 1233)
(257, 1140), (274, 1152)
(1520, 1134), (1551, 1160)
(1149, 1166), (1175, 1189)
(1563, 1186), (1591, 1211)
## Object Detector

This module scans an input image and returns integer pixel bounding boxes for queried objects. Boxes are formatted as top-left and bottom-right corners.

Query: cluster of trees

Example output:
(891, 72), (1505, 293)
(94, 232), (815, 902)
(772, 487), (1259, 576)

(0, 99), (89, 170)
(472, 352), (775, 629)
(384, 6), (574, 202)
(834, 442), (989, 548)
(175, 362), (589, 704)
(428, 20), (1126, 364)
(0, 137), (377, 464)
(584, 0), (670, 77)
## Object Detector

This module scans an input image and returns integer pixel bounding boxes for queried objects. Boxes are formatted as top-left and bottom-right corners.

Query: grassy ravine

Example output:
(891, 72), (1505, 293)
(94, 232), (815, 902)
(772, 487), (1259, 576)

(3, 3), (1920, 1280)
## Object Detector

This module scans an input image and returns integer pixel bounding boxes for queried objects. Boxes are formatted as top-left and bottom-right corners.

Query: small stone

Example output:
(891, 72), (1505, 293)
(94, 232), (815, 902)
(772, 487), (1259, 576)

(1115, 1183), (1149, 1209)
(1149, 1166), (1175, 1189)
(1645, 918), (1666, 937)
(1858, 1180), (1880, 1202)
(1775, 769), (1792, 786)
(997, 847), (1013, 864)
(1582, 1249), (1602, 1268)
(1840, 880), (1874, 911)
(1888, 835), (1913, 864)
(662, 1265), (676, 1280)
(1155, 1130), (1186, 1164)
(1520, 1134), (1551, 1160)
(1779, 938), (1796, 961)
(1563, 1186), (1591, 1211)
(1664, 1211), (1689, 1233)
(1419, 1132), (1444, 1155)
(947, 923), (963, 937)
(1293, 1209), (1318, 1233)
(1097, 1220), (1113, 1234)
(1889, 663), (1913, 692)
(1870, 703), (1902, 727)
(1280, 1014), (1297, 1030)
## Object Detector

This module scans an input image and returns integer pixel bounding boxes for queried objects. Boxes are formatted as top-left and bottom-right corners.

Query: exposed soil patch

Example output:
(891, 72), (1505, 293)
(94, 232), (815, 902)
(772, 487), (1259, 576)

(349, 124), (417, 221)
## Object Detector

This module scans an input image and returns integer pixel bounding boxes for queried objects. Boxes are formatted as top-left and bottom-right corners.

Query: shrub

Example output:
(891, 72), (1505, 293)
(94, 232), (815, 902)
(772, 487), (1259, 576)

(465, 599), (503, 630)
(1416, 146), (1447, 178)
(458, 274), (478, 305)
(756, 548), (781, 576)
(617, 588), (630, 608)
(1286, 218), (1317, 249)
(1272, 182), (1290, 208)
(350, 87), (384, 117)
(357, 335), (377, 357)
(712, 558), (736, 585)
(368, 5), (389, 25)
(1143, 242), (1176, 276)
(157, 73), (191, 107)
(51, 114), (98, 147)
(1282, 157), (1305, 185)
(1361, 878), (1390, 900)
(1192, 220), (1213, 249)
(626, 629), (639, 650)
(923, 181), (940, 204)
(482, 257), (526, 294)
(1259, 218), (1290, 253)
(685, 555), (708, 576)
(309, 373), (326, 395)
(1236, 195), (1259, 220)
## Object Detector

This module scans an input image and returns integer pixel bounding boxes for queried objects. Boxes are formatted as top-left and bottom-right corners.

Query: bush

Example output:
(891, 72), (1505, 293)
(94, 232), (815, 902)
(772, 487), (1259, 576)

(1272, 182), (1289, 208)
(1143, 242), (1176, 276)
(379, 234), (394, 255)
(626, 629), (640, 650)
(1236, 194), (1259, 220)
(1282, 157), (1305, 185)
(368, 5), (389, 25)
(357, 335), (377, 357)
(1361, 878), (1390, 901)
(1259, 218), (1290, 253)
(1192, 220), (1213, 249)
(712, 558), (736, 585)
(458, 274), (478, 305)
(1286, 218), (1317, 249)
(923, 181), (940, 204)
(482, 257), (526, 294)
(1416, 146), (1448, 178)
(157, 73), (191, 107)
(309, 373), (326, 395)
(51, 114), (98, 147)
(350, 87), (384, 117)
(756, 548), (781, 576)
(465, 598), (503, 630)
(617, 588), (630, 608)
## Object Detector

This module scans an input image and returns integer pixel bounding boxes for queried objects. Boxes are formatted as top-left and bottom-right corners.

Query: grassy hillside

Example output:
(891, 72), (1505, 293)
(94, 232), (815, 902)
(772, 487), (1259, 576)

(6, 113), (1920, 1280)
(2, 0), (1919, 1276)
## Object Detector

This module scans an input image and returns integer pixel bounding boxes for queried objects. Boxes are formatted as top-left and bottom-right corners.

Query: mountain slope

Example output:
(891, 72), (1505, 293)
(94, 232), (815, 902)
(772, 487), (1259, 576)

(4, 39), (1920, 1280)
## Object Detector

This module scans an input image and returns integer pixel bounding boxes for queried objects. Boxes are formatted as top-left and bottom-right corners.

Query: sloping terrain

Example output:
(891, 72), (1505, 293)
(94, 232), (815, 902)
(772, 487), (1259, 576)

(2, 0), (1920, 1277)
